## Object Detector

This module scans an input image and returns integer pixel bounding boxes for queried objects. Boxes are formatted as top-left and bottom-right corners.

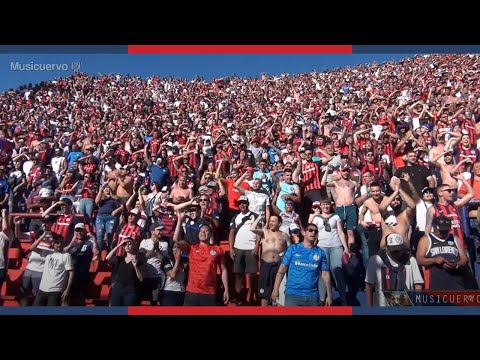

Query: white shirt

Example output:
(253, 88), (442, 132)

(139, 239), (168, 278)
(51, 156), (66, 175)
(26, 246), (53, 273)
(244, 190), (270, 216)
(231, 212), (257, 250)
(416, 200), (433, 232)
(313, 215), (343, 248)
(358, 185), (372, 223)
(0, 232), (10, 269)
(39, 252), (73, 293)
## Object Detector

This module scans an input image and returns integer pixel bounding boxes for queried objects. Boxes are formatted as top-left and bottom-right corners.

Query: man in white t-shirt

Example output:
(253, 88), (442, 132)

(138, 224), (168, 305)
(234, 173), (270, 222)
(51, 148), (67, 180)
(411, 187), (434, 254)
(228, 196), (260, 304)
(18, 217), (65, 306)
(33, 237), (73, 306)
(365, 233), (423, 306)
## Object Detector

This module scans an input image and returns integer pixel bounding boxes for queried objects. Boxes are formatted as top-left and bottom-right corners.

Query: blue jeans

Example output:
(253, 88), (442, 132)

(110, 283), (138, 306)
(78, 198), (94, 218)
(285, 294), (319, 306)
(95, 214), (118, 251)
(318, 246), (347, 305)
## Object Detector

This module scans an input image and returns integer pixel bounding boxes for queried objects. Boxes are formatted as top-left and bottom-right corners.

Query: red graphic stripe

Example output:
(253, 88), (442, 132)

(128, 306), (352, 315)
(128, 45), (352, 54)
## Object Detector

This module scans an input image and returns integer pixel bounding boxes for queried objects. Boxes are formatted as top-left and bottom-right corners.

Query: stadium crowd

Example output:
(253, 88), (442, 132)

(0, 53), (479, 307)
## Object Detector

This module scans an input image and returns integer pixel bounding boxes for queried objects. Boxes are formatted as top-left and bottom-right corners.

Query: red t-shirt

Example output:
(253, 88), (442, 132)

(225, 178), (251, 210)
(185, 243), (224, 295)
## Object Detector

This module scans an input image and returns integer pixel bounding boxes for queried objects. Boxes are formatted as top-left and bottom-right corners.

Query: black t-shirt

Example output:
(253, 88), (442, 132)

(113, 256), (143, 287)
(394, 164), (431, 197)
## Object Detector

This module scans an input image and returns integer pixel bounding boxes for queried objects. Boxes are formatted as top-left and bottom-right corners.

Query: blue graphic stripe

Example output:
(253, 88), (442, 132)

(353, 307), (480, 315)
(353, 45), (480, 54)
(0, 307), (128, 315)
(0, 45), (127, 54)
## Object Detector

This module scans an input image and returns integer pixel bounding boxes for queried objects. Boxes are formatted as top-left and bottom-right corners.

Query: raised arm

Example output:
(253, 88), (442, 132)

(321, 166), (335, 187)
(233, 172), (247, 195)
(173, 212), (188, 249)
(378, 186), (400, 213)
(249, 213), (265, 236)
(453, 174), (475, 208)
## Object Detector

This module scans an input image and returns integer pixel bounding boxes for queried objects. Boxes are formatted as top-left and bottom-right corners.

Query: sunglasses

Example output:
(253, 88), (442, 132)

(199, 199), (209, 202)
(307, 228), (319, 234)
(442, 189), (455, 193)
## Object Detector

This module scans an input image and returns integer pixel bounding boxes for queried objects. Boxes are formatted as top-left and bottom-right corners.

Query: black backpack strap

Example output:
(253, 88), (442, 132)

(234, 212), (254, 236)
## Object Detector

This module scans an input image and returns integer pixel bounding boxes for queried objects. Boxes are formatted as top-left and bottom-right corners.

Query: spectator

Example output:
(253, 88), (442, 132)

(309, 199), (350, 306)
(106, 237), (145, 306)
(64, 223), (98, 304)
(365, 233), (423, 306)
(33, 236), (74, 306)
(174, 220), (229, 306)
(271, 223), (333, 306)
(138, 224), (168, 305)
(417, 216), (476, 290)
(160, 242), (186, 306)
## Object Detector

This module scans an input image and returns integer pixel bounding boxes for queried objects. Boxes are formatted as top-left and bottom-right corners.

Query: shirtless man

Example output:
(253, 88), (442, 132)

(321, 164), (358, 246)
(430, 150), (469, 188)
(108, 169), (134, 204)
(359, 176), (416, 258)
(378, 175), (417, 249)
(170, 176), (193, 204)
(250, 214), (290, 306)
(428, 129), (461, 166)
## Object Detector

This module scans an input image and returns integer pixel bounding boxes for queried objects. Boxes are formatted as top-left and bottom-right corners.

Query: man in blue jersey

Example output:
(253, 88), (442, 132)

(271, 223), (333, 306)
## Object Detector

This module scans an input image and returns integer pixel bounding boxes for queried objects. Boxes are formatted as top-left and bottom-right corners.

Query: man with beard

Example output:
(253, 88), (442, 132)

(365, 233), (423, 306)
(378, 175), (417, 250)
(416, 216), (475, 290)
(250, 214), (290, 306)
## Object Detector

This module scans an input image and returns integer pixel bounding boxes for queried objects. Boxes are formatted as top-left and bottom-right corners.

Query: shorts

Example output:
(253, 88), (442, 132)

(233, 248), (258, 274)
(20, 269), (43, 297)
(258, 260), (280, 300)
(335, 204), (358, 230)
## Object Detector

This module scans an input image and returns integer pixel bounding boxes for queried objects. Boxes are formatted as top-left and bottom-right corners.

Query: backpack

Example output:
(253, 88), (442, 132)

(377, 249), (410, 291)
